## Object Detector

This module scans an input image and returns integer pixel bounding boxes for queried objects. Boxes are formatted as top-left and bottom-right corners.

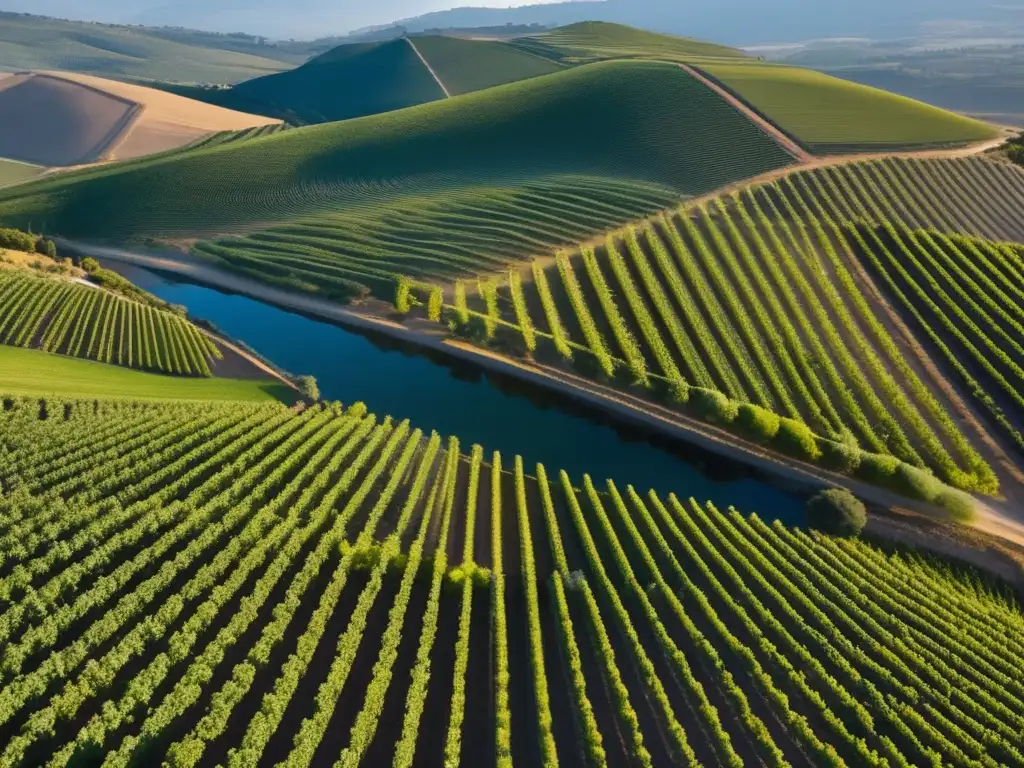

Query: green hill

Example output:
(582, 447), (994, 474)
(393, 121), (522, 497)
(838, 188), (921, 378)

(701, 62), (1001, 153)
(508, 20), (750, 65)
(0, 60), (795, 298)
(410, 35), (564, 95)
(227, 38), (446, 124)
(0, 12), (291, 83)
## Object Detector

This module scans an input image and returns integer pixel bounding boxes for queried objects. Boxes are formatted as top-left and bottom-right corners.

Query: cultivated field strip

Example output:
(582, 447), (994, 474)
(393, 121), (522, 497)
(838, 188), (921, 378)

(0, 394), (1022, 767)
(458, 179), (992, 492)
(0, 272), (220, 376)
(772, 160), (1024, 456)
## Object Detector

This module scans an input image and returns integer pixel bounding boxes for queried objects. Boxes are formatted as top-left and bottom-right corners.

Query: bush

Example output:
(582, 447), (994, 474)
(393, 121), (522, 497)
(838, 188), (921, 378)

(736, 404), (780, 443)
(936, 489), (977, 524)
(817, 438), (862, 474)
(806, 488), (867, 537)
(0, 227), (36, 252)
(856, 453), (900, 485)
(774, 418), (821, 460)
(297, 375), (320, 403)
(690, 388), (738, 425)
(891, 464), (943, 503)
(80, 257), (100, 274)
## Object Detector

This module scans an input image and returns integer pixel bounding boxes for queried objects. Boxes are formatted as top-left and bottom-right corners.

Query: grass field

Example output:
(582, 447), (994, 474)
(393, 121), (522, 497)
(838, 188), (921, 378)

(0, 393), (1019, 767)
(701, 62), (1001, 153)
(0, 346), (286, 400)
(0, 271), (222, 376)
(0, 158), (42, 187)
(0, 60), (795, 298)
(0, 13), (291, 83)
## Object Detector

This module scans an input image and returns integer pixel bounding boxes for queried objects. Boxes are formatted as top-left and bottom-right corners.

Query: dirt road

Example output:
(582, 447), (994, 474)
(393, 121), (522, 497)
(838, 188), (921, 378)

(61, 239), (1024, 550)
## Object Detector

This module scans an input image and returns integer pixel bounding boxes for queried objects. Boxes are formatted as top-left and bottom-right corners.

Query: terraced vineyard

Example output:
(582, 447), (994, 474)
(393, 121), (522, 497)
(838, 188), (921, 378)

(700, 63), (1000, 153)
(0, 393), (1021, 767)
(0, 272), (221, 376)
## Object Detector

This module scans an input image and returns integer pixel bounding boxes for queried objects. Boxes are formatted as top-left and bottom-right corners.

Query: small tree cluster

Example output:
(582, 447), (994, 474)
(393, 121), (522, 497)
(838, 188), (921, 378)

(806, 488), (867, 537)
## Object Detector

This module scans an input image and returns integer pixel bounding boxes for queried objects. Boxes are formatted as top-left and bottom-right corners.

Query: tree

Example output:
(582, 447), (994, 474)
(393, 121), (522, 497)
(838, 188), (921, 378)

(80, 257), (100, 274)
(805, 488), (867, 537)
(297, 375), (320, 402)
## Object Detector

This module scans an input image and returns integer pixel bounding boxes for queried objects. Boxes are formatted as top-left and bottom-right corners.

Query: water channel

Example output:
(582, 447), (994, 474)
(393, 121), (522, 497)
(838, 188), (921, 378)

(111, 262), (806, 524)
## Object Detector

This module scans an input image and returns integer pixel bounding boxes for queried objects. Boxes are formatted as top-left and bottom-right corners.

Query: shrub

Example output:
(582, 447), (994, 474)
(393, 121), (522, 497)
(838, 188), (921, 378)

(80, 257), (100, 274)
(857, 453), (900, 485)
(690, 388), (738, 425)
(936, 489), (977, 523)
(736, 404), (781, 443)
(0, 227), (35, 252)
(806, 488), (867, 537)
(817, 438), (862, 474)
(297, 375), (320, 403)
(774, 418), (821, 460)
(891, 464), (943, 503)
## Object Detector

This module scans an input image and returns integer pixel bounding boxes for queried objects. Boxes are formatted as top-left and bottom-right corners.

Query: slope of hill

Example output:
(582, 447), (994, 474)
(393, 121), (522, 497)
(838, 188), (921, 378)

(701, 62), (1001, 153)
(0, 59), (796, 297)
(228, 38), (446, 124)
(0, 158), (41, 187)
(0, 71), (279, 168)
(509, 20), (749, 65)
(410, 155), (1024, 498)
(0, 388), (1019, 766)
(408, 35), (564, 96)
(0, 12), (291, 83)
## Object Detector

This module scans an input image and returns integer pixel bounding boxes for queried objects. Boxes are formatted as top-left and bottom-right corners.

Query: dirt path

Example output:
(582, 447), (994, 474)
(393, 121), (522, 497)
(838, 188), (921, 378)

(60, 239), (1024, 550)
(679, 64), (814, 163)
(405, 37), (452, 99)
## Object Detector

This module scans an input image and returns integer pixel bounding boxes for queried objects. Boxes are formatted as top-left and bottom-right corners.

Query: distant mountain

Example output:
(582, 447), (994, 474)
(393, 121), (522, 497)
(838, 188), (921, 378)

(0, 0), (1019, 44)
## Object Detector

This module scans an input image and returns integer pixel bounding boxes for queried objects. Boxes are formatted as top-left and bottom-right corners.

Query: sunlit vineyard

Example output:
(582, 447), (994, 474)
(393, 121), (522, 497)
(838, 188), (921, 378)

(0, 394), (1021, 767)
(0, 272), (221, 376)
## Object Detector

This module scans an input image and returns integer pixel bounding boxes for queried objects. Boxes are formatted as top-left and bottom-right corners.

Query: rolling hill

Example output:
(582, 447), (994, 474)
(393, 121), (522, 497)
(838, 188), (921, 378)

(165, 22), (747, 125)
(0, 71), (278, 168)
(0, 59), (797, 298)
(0, 11), (293, 83)
(701, 62), (1001, 153)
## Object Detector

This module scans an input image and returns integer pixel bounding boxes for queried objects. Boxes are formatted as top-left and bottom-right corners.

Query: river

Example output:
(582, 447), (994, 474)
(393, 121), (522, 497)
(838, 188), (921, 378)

(111, 262), (806, 524)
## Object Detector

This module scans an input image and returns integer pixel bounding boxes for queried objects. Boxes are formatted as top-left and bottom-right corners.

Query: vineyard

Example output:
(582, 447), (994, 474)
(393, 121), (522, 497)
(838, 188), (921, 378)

(700, 63), (1000, 153)
(0, 393), (1020, 767)
(434, 161), (1011, 498)
(0, 272), (221, 376)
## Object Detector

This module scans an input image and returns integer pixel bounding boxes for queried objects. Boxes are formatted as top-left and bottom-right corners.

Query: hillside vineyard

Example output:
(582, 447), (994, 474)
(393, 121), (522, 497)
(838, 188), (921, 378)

(0, 272), (221, 377)
(0, 396), (1021, 767)
(439, 155), (1024, 496)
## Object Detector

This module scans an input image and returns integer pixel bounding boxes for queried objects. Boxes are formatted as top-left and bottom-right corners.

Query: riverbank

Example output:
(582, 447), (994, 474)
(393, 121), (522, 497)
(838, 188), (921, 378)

(64, 239), (1024, 553)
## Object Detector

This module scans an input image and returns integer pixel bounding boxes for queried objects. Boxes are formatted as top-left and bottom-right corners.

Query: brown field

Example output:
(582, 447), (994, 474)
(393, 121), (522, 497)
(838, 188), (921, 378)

(0, 74), (136, 166)
(42, 70), (281, 160)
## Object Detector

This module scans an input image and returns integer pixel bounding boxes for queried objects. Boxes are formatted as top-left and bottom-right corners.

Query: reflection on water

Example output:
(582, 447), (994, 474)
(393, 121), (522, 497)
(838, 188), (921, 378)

(111, 262), (806, 524)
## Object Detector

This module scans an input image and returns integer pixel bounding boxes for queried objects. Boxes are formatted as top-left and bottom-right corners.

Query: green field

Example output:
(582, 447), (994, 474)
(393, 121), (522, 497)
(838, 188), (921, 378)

(0, 13), (291, 83)
(0, 346), (287, 401)
(0, 60), (795, 298)
(0, 392), (1018, 767)
(0, 158), (42, 187)
(701, 62), (1001, 153)
(0, 271), (222, 376)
